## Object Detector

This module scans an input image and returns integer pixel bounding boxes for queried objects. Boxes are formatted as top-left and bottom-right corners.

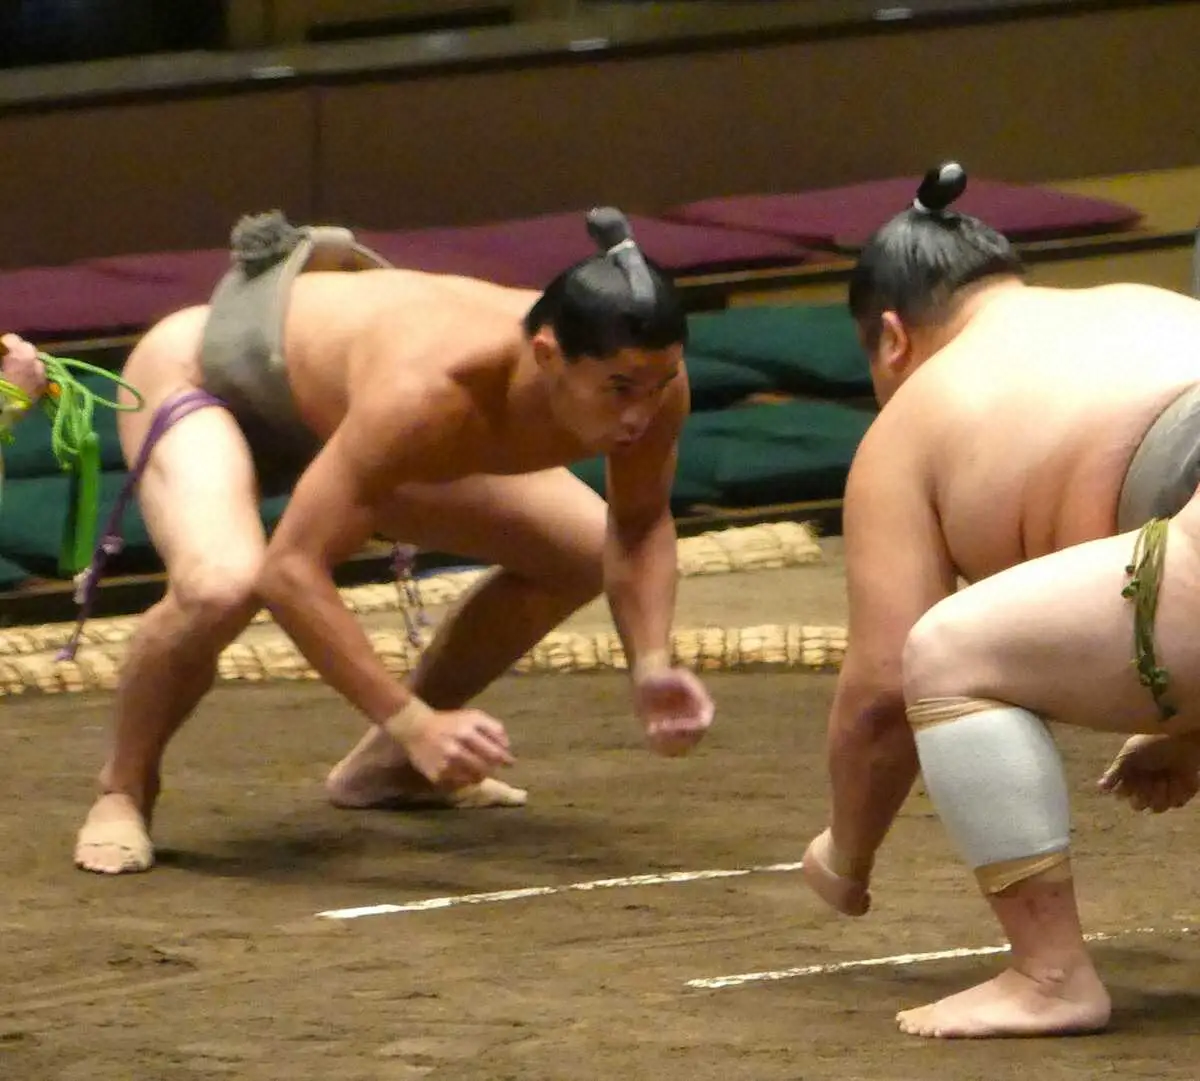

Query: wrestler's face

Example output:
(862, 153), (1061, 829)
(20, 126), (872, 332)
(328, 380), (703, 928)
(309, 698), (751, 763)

(534, 333), (684, 451)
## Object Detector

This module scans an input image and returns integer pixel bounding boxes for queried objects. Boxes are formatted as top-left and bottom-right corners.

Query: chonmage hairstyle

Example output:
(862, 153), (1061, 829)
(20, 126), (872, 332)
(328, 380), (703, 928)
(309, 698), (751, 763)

(524, 207), (688, 360)
(848, 161), (1025, 349)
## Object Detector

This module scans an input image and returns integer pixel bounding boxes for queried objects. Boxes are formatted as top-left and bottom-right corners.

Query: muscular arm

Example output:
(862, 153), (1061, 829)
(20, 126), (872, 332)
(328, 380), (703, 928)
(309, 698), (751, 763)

(826, 429), (957, 876)
(603, 379), (688, 676)
(256, 378), (464, 726)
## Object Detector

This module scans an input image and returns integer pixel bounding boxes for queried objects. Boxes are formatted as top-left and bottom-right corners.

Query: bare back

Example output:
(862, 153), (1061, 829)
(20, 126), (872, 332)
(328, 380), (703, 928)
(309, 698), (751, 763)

(282, 270), (535, 435)
(889, 284), (1200, 582)
(277, 269), (606, 482)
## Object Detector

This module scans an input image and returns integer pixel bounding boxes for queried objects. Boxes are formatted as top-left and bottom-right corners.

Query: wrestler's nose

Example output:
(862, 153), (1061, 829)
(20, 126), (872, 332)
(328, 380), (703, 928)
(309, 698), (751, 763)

(617, 406), (652, 442)
(631, 397), (659, 423)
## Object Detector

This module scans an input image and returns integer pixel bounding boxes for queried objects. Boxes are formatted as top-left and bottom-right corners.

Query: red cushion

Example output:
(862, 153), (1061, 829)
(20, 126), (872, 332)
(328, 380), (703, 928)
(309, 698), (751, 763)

(666, 177), (1143, 250)
(0, 265), (190, 340)
(361, 210), (820, 287)
(87, 247), (230, 288)
(0, 208), (823, 342)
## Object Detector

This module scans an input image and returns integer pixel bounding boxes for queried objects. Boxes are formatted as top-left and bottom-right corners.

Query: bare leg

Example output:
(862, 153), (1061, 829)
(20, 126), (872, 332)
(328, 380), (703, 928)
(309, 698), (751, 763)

(76, 309), (268, 873)
(77, 586), (260, 873)
(897, 868), (1110, 1037)
(326, 469), (605, 809)
(890, 520), (1200, 1034)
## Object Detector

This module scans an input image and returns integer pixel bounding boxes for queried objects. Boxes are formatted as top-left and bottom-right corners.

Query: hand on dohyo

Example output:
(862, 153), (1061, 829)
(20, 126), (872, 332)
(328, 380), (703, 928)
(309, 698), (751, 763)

(633, 667), (714, 756)
(395, 706), (516, 788)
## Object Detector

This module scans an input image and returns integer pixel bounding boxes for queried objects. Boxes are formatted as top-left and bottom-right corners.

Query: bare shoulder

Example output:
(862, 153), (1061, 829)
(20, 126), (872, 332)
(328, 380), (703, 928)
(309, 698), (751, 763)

(350, 273), (529, 394)
(425, 273), (541, 319)
(845, 397), (934, 525)
(1052, 282), (1200, 323)
(1083, 281), (1187, 303)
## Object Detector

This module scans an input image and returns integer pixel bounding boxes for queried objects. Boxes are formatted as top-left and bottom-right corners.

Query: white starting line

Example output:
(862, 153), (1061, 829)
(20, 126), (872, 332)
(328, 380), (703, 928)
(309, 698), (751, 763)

(314, 867), (1197, 998)
(316, 860), (806, 920)
(686, 926), (1198, 990)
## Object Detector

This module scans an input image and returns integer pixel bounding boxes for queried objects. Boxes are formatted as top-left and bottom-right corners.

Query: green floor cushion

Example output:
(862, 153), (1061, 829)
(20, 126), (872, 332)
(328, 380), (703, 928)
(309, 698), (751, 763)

(682, 398), (875, 506)
(568, 397), (873, 511)
(1, 394), (870, 582)
(2, 372), (129, 480)
(0, 473), (148, 573)
(0, 474), (294, 579)
(684, 352), (777, 412)
(686, 303), (872, 399)
(569, 434), (726, 511)
(260, 493), (291, 533)
(0, 552), (32, 590)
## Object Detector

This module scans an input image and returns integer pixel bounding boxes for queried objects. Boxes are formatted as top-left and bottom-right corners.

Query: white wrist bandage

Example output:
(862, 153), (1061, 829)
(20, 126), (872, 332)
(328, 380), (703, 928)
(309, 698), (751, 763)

(631, 649), (671, 681)
(382, 697), (436, 742)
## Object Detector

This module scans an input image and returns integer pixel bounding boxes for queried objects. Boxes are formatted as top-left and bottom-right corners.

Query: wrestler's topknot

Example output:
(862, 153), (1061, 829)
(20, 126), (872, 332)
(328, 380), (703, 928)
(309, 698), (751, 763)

(585, 207), (657, 314)
(849, 160), (1025, 349)
(523, 208), (687, 360)
(911, 162), (968, 215)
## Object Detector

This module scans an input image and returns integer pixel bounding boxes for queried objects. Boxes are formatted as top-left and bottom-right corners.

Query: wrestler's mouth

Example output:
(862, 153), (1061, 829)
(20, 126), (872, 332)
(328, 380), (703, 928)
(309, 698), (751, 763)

(611, 428), (648, 449)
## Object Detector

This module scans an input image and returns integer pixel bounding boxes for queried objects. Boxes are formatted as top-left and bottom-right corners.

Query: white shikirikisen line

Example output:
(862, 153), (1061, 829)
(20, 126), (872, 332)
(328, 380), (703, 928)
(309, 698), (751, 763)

(686, 926), (1197, 989)
(316, 861), (805, 920)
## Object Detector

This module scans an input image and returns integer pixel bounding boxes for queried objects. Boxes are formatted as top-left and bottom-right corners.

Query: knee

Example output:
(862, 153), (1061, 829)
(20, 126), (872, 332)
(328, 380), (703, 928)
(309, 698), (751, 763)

(902, 601), (973, 707)
(169, 556), (262, 640)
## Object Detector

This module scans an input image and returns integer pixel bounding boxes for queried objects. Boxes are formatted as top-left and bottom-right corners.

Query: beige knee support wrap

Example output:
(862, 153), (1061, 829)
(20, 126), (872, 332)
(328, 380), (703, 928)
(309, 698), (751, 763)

(908, 697), (1071, 895)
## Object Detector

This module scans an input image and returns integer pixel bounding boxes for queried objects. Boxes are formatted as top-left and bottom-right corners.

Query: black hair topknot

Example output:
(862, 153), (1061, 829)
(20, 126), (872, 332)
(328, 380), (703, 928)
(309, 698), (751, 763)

(585, 206), (633, 249)
(522, 207), (687, 361)
(913, 161), (968, 214)
(848, 160), (1025, 349)
(586, 206), (656, 312)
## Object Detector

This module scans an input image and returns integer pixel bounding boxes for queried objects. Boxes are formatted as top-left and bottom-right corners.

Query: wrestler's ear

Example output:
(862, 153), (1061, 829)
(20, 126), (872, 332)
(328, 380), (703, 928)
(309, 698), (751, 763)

(530, 326), (561, 372)
(877, 311), (911, 374)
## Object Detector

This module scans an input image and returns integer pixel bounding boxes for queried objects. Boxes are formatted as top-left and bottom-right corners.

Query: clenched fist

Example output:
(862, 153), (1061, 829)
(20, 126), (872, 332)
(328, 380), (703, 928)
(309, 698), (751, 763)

(633, 666), (714, 756)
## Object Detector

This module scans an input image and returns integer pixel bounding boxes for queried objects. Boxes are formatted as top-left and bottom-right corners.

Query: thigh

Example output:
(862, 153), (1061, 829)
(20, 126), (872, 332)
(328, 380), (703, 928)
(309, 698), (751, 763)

(120, 311), (266, 577)
(134, 408), (268, 578)
(904, 523), (1200, 736)
(374, 468), (607, 589)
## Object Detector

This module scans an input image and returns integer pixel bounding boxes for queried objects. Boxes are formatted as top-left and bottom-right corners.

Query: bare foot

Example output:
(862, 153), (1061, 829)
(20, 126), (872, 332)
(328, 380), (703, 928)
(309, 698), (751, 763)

(896, 963), (1111, 1038)
(326, 728), (527, 810)
(801, 829), (870, 916)
(75, 793), (155, 875)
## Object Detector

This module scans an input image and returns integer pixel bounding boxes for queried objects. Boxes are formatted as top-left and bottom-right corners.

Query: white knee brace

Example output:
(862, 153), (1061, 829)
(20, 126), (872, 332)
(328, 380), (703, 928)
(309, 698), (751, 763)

(908, 697), (1071, 894)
